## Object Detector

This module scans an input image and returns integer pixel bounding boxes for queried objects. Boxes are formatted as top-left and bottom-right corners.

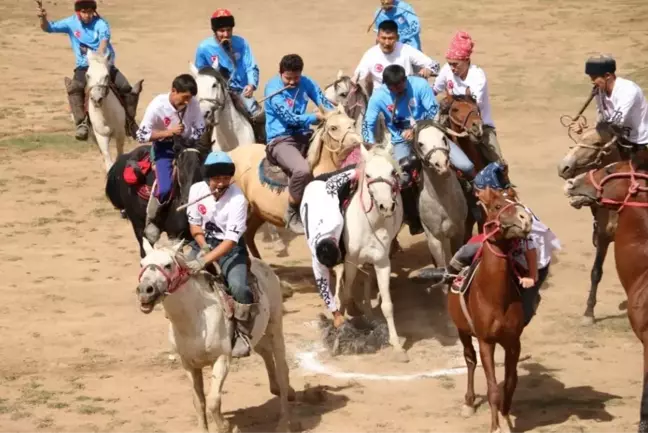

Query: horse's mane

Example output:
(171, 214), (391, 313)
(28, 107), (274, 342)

(197, 66), (254, 125)
(449, 94), (477, 104)
(366, 145), (402, 176)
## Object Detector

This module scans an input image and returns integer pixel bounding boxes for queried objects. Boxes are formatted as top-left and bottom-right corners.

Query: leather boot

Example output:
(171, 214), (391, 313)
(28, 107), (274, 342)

(122, 91), (140, 139)
(65, 77), (88, 141)
(400, 185), (423, 235)
(231, 301), (258, 358)
(284, 203), (304, 234)
(144, 192), (162, 245)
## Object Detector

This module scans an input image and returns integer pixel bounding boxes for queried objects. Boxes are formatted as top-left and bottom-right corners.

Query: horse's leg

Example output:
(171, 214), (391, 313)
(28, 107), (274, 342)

(245, 213), (265, 259)
(206, 354), (231, 433)
(499, 339), (520, 433)
(458, 330), (477, 417)
(424, 231), (446, 268)
(95, 133), (113, 172)
(478, 340), (501, 433)
(186, 367), (209, 433)
(362, 268), (375, 319)
(343, 261), (359, 316)
(116, 133), (125, 158)
(583, 233), (610, 325)
(639, 339), (648, 433)
(268, 314), (293, 432)
(374, 259), (407, 362)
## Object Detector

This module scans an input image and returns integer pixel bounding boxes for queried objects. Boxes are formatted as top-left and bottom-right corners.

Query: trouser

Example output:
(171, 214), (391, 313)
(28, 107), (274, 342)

(190, 237), (252, 304)
(267, 133), (313, 202)
(481, 125), (503, 163)
(392, 139), (475, 177)
(152, 141), (175, 203)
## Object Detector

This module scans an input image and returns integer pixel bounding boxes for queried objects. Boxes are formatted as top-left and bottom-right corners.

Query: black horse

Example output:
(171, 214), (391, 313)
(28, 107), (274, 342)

(106, 140), (209, 258)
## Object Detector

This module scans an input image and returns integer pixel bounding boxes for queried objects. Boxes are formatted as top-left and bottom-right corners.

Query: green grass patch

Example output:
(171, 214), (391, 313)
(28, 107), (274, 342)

(0, 133), (90, 153)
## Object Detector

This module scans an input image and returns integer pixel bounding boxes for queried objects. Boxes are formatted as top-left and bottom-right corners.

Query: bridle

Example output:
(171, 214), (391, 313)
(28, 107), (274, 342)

(138, 259), (189, 295)
(412, 120), (450, 169)
(199, 78), (228, 125)
(448, 97), (482, 135)
(566, 136), (618, 171)
(586, 162), (648, 211)
(361, 167), (400, 214)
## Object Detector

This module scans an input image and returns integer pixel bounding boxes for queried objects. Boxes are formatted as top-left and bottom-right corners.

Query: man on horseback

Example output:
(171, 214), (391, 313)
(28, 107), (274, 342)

(300, 164), (361, 328)
(354, 20), (439, 94)
(363, 64), (476, 235)
(371, 0), (422, 51)
(264, 54), (335, 234)
(38, 0), (139, 141)
(184, 151), (255, 358)
(433, 31), (502, 164)
(194, 9), (263, 123)
(569, 55), (648, 149)
(137, 74), (205, 245)
(414, 161), (561, 325)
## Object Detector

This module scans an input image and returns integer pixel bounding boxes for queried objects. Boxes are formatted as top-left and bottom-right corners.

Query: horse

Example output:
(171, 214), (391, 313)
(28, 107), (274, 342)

(448, 187), (532, 433)
(85, 50), (143, 172)
(412, 120), (468, 267)
(331, 145), (406, 360)
(105, 140), (209, 258)
(228, 104), (363, 259)
(136, 239), (294, 433)
(564, 159), (648, 433)
(189, 63), (263, 151)
(556, 125), (622, 324)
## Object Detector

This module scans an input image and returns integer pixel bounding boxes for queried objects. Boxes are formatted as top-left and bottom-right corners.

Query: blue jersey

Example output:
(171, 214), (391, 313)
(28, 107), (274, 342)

(373, 0), (422, 51)
(363, 76), (438, 146)
(264, 75), (334, 142)
(194, 35), (259, 93)
(44, 15), (115, 69)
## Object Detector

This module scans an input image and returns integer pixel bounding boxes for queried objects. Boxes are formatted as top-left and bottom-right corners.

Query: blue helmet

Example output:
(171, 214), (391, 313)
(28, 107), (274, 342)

(474, 162), (513, 191)
(202, 151), (235, 179)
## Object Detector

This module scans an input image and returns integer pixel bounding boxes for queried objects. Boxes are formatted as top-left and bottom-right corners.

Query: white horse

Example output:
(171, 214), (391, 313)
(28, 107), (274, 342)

(332, 145), (406, 360)
(86, 50), (142, 172)
(414, 121), (467, 266)
(189, 62), (256, 152)
(136, 240), (294, 433)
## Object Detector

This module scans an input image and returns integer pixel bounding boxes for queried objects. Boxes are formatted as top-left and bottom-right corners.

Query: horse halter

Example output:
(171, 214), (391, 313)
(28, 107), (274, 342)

(567, 136), (618, 171)
(412, 121), (450, 169)
(360, 165), (400, 214)
(448, 98), (482, 135)
(199, 81), (227, 125)
(587, 162), (648, 211)
(139, 260), (189, 295)
(482, 200), (526, 242)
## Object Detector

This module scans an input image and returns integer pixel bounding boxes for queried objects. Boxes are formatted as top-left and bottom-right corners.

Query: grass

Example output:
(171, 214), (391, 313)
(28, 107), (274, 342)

(0, 133), (90, 153)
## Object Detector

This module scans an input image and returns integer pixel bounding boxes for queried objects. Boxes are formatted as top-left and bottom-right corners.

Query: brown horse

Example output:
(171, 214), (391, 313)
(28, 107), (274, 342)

(565, 159), (648, 433)
(557, 125), (622, 324)
(448, 187), (532, 433)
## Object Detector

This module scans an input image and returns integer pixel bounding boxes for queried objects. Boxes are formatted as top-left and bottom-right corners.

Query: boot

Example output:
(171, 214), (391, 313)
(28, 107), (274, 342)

(65, 78), (89, 141)
(284, 203), (305, 234)
(231, 301), (258, 358)
(400, 185), (423, 235)
(412, 261), (462, 289)
(122, 91), (140, 139)
(144, 193), (162, 245)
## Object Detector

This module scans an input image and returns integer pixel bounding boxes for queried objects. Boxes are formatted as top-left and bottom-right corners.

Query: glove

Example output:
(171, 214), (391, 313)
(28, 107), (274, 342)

(186, 256), (206, 274)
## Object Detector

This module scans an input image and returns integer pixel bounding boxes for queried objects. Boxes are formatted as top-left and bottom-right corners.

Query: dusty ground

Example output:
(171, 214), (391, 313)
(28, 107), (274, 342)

(1, 0), (648, 431)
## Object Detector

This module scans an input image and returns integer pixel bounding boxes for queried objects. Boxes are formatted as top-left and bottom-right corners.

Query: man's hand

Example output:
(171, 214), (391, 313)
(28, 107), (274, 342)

(418, 68), (434, 79)
(568, 121), (584, 135)
(37, 6), (47, 19)
(186, 256), (206, 274)
(168, 123), (184, 137)
(315, 111), (326, 122)
(242, 85), (254, 98)
(401, 129), (414, 141)
(518, 277), (535, 289)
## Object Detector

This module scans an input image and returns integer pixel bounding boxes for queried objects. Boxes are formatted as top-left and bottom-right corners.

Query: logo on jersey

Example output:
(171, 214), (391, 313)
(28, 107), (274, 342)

(397, 17), (406, 24)
(211, 55), (219, 67)
(386, 104), (395, 113)
(198, 204), (207, 215)
(74, 30), (81, 38)
(374, 64), (384, 73)
(163, 117), (171, 127)
(286, 98), (294, 108)
(447, 80), (455, 91)
(409, 98), (417, 107)
(234, 52), (241, 61)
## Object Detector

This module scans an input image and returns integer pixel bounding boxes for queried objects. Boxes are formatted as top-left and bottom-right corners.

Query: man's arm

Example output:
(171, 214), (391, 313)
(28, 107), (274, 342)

(305, 78), (335, 111)
(419, 83), (440, 120)
(136, 100), (179, 143)
(406, 45), (440, 76)
(312, 257), (338, 312)
(202, 195), (247, 264)
(362, 96), (382, 145)
(243, 40), (260, 91)
(95, 19), (111, 55)
(398, 3), (421, 42)
(41, 14), (70, 34)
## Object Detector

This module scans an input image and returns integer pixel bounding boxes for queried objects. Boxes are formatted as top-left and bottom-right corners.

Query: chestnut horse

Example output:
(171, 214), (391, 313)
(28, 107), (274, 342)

(449, 187), (532, 433)
(565, 159), (648, 433)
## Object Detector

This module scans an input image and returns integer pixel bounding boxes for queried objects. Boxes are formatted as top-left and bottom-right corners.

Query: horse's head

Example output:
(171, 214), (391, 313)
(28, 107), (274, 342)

(477, 187), (532, 240)
(557, 125), (618, 179)
(324, 70), (368, 122)
(444, 90), (483, 141)
(363, 146), (401, 217)
(190, 63), (229, 127)
(136, 240), (186, 314)
(86, 50), (111, 107)
(414, 121), (451, 175)
(174, 141), (209, 205)
(308, 104), (363, 168)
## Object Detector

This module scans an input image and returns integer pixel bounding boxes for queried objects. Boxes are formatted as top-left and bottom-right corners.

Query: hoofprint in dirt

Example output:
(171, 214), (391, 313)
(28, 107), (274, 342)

(1, 0), (648, 430)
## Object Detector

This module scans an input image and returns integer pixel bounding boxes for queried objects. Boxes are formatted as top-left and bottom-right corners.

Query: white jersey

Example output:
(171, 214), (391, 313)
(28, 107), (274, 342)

(595, 77), (648, 145)
(511, 207), (561, 270)
(300, 167), (359, 312)
(136, 93), (205, 143)
(354, 42), (439, 91)
(186, 182), (248, 243)
(433, 63), (495, 128)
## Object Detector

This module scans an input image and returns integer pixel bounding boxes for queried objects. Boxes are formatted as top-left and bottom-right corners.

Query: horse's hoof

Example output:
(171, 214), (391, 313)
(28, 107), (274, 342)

(619, 300), (628, 310)
(461, 404), (475, 418)
(581, 315), (595, 326)
(275, 418), (291, 433)
(391, 348), (409, 363)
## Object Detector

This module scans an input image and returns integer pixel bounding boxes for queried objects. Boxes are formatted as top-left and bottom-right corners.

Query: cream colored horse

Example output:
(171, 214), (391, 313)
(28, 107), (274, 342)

(228, 105), (363, 258)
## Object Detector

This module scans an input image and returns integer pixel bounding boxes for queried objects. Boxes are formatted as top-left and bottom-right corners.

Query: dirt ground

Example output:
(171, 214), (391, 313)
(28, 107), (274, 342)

(1, 0), (648, 431)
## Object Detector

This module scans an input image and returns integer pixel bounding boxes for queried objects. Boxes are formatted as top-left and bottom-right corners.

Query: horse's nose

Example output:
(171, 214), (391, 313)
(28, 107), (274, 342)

(558, 162), (573, 179)
(563, 179), (575, 196)
(379, 203), (387, 212)
(391, 202), (396, 212)
(204, 109), (212, 119)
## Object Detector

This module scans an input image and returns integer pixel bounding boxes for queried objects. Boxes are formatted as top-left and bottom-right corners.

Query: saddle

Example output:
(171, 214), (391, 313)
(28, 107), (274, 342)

(123, 146), (153, 200)
(203, 268), (261, 320)
(258, 157), (290, 193)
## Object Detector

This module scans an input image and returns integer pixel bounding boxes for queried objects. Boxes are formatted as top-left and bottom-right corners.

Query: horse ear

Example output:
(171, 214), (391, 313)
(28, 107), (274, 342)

(336, 69), (344, 80)
(142, 239), (153, 256)
(189, 62), (199, 78)
(466, 87), (472, 97)
(132, 79), (144, 95)
(171, 240), (185, 254)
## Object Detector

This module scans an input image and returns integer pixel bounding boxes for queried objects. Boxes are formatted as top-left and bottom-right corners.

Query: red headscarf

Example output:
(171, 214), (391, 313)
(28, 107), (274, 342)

(446, 31), (474, 61)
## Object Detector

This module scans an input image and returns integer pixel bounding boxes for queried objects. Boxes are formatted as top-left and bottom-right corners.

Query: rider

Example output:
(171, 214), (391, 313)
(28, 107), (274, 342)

(569, 55), (648, 148)
(264, 54), (335, 234)
(137, 74), (205, 245)
(414, 161), (562, 325)
(185, 151), (254, 358)
(38, 0), (138, 141)
(433, 31), (502, 163)
(354, 20), (439, 93)
(371, 0), (422, 51)
(194, 9), (263, 122)
(300, 164), (361, 329)
(363, 64), (476, 235)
